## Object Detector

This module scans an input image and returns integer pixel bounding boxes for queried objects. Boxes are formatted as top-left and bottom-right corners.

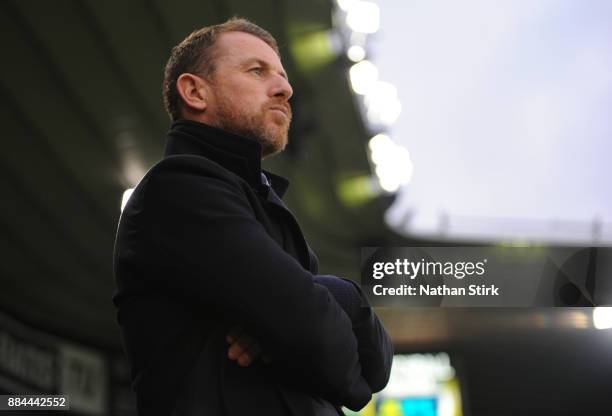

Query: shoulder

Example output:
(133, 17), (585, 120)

(150, 154), (239, 183)
(126, 154), (252, 214)
(141, 154), (247, 192)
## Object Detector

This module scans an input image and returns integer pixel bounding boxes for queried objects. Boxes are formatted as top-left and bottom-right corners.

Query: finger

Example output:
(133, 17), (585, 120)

(227, 335), (256, 360)
(237, 351), (253, 367)
(228, 342), (247, 360)
(237, 343), (262, 367)
(226, 326), (260, 362)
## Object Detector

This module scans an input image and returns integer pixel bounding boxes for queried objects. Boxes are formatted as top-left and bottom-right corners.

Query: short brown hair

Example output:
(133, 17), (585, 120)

(162, 17), (280, 121)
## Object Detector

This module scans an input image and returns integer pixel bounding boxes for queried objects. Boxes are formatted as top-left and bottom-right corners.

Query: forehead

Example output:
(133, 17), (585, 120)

(213, 31), (283, 68)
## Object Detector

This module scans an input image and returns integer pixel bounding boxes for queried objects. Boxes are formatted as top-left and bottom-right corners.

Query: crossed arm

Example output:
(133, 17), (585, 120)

(227, 276), (393, 393)
(144, 160), (392, 408)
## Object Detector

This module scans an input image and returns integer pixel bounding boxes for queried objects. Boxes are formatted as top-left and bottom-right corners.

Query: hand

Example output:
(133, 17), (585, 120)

(226, 326), (264, 367)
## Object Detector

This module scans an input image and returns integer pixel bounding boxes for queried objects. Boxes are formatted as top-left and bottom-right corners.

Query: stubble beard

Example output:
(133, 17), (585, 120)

(212, 92), (292, 158)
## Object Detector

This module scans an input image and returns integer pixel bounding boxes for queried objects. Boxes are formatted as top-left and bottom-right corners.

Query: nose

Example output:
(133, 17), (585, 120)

(270, 73), (293, 100)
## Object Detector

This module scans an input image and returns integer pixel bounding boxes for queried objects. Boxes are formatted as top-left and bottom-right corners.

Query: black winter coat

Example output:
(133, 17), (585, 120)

(113, 120), (393, 416)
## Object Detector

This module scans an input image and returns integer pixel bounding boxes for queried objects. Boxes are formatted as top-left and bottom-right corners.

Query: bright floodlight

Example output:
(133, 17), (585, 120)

(349, 60), (379, 95)
(347, 45), (366, 62)
(593, 307), (612, 330)
(121, 188), (134, 211)
(376, 165), (401, 192)
(365, 80), (402, 125)
(368, 134), (413, 192)
(368, 133), (395, 166)
(346, 1), (380, 34)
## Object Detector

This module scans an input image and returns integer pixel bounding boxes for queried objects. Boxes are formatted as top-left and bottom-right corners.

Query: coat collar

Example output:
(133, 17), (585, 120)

(164, 119), (290, 198)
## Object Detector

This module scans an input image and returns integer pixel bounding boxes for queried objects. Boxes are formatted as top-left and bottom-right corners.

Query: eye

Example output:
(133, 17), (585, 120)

(249, 67), (263, 75)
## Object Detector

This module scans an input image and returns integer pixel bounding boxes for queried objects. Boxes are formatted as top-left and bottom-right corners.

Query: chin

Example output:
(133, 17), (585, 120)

(260, 135), (288, 158)
(259, 122), (288, 151)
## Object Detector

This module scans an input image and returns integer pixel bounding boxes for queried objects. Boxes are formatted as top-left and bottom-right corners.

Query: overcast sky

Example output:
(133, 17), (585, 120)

(371, 0), (612, 243)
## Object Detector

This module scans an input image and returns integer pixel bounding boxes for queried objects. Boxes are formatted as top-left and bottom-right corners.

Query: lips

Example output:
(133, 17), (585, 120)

(269, 105), (289, 117)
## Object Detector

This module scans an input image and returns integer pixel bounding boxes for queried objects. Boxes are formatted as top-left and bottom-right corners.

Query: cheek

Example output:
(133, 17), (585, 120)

(217, 79), (268, 114)
(228, 79), (263, 98)
(233, 89), (265, 111)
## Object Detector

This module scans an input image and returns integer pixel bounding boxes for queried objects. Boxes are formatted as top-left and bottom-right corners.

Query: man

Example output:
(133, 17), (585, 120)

(113, 18), (392, 416)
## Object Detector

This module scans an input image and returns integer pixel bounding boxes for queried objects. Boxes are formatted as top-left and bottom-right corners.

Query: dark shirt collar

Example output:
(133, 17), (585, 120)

(163, 119), (290, 198)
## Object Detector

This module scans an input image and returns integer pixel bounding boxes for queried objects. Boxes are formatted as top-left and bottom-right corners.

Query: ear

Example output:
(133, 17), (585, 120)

(176, 73), (208, 114)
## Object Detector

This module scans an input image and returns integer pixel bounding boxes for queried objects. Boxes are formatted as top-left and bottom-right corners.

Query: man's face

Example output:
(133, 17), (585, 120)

(203, 31), (293, 158)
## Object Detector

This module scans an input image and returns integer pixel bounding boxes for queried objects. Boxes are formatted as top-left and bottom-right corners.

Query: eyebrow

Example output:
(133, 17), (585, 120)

(244, 58), (288, 80)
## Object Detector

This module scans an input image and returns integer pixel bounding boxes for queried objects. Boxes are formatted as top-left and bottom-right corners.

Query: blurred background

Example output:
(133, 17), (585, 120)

(0, 0), (611, 415)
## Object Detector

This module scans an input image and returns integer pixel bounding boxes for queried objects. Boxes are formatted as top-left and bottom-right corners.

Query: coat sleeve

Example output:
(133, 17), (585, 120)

(313, 276), (393, 392)
(141, 164), (372, 410)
